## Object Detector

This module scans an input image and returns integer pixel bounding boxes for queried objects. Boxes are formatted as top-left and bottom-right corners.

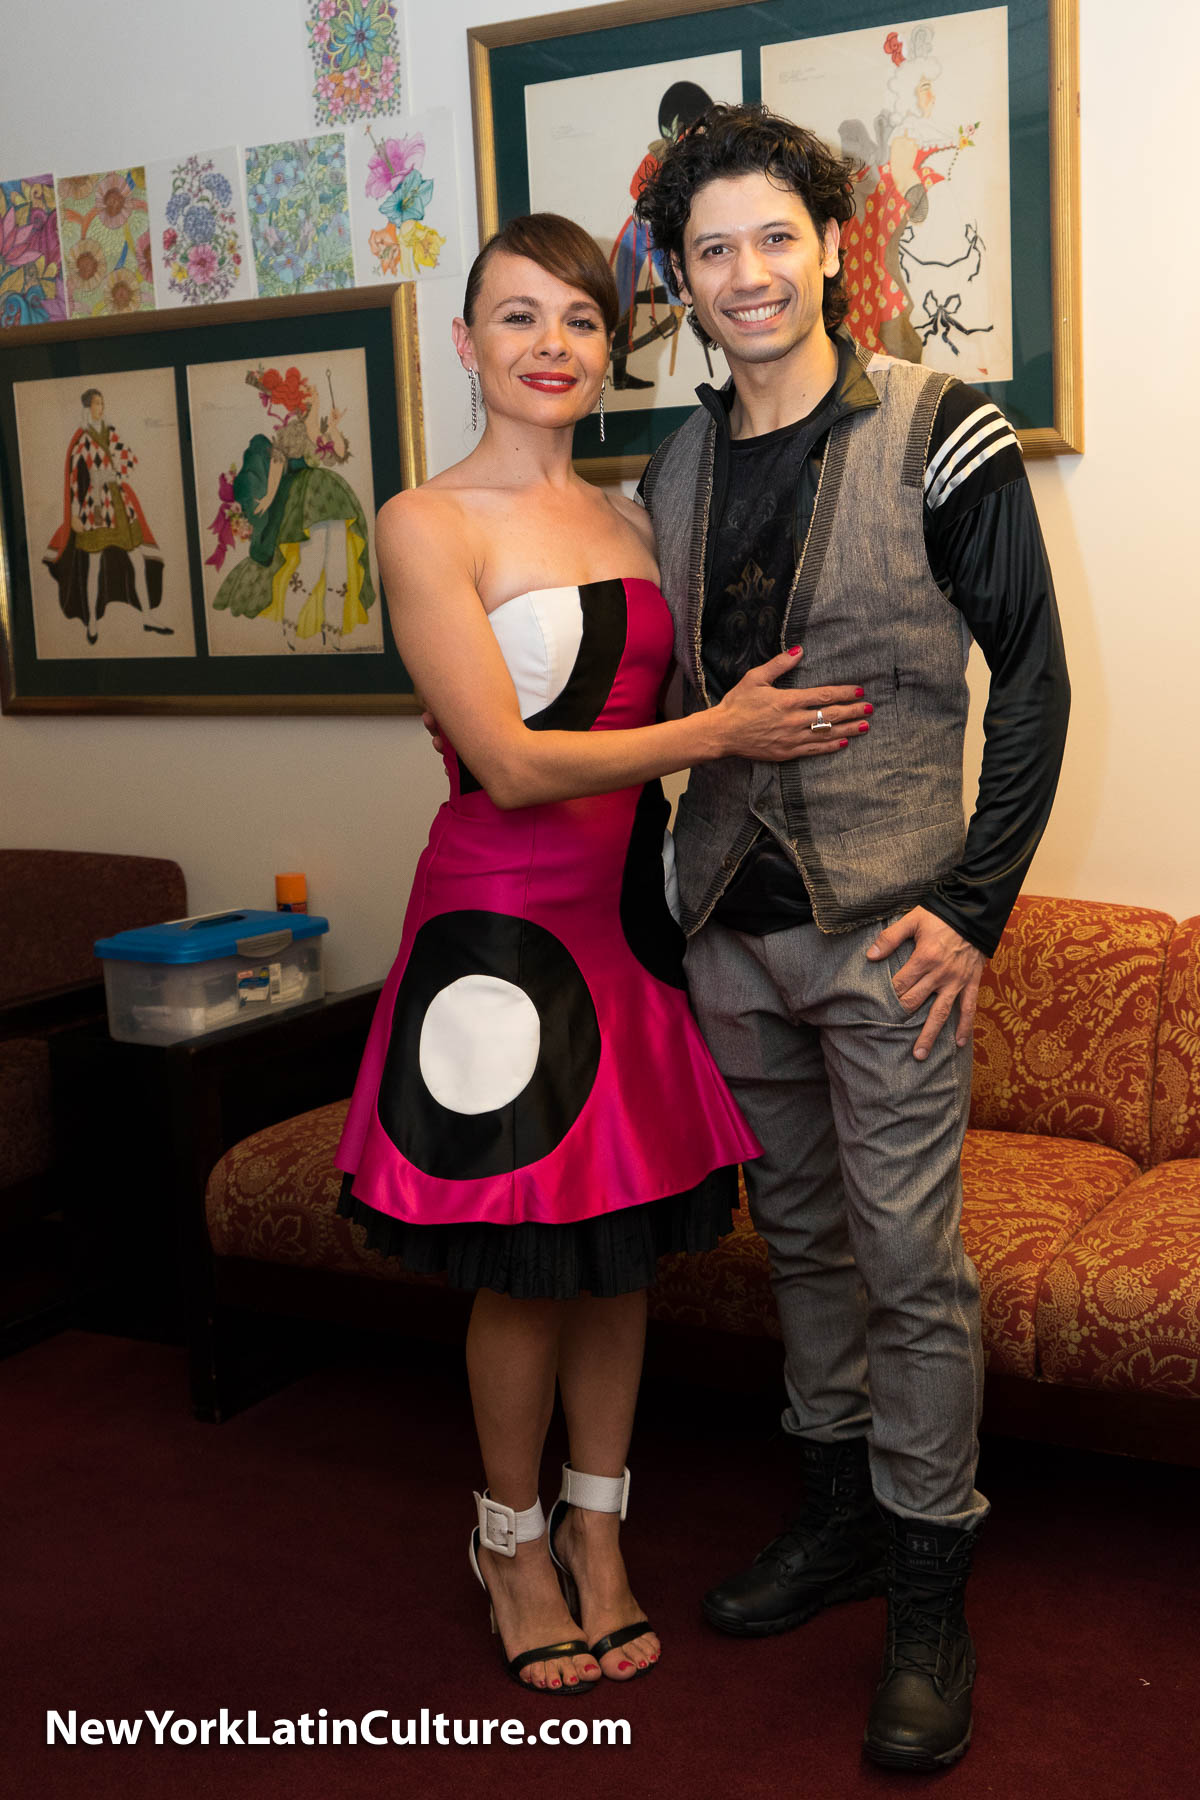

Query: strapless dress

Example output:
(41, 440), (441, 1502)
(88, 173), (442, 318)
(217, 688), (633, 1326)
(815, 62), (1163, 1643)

(336, 576), (759, 1297)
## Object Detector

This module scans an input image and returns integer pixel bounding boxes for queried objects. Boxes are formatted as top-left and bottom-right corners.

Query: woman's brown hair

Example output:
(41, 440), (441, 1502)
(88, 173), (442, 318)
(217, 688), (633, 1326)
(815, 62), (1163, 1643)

(462, 213), (619, 337)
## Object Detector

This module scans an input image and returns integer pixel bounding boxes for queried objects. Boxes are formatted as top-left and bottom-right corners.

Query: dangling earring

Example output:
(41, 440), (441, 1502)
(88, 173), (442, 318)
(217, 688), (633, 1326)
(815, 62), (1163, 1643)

(468, 366), (480, 431)
(598, 377), (607, 444)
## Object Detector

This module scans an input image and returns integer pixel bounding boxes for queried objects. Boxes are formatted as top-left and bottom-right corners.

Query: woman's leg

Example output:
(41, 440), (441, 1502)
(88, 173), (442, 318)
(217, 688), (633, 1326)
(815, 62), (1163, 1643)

(555, 1290), (661, 1679)
(467, 1289), (600, 1690)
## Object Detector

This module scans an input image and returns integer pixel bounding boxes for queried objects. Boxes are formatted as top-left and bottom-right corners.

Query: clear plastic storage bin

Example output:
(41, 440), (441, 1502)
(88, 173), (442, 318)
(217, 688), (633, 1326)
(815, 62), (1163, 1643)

(94, 909), (329, 1046)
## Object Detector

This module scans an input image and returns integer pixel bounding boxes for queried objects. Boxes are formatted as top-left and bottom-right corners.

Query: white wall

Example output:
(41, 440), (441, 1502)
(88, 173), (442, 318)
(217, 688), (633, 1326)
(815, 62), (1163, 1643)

(2, 0), (1197, 991)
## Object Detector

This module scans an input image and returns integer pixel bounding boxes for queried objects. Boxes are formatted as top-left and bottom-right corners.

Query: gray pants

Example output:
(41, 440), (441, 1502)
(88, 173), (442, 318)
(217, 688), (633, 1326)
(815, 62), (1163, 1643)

(686, 916), (988, 1529)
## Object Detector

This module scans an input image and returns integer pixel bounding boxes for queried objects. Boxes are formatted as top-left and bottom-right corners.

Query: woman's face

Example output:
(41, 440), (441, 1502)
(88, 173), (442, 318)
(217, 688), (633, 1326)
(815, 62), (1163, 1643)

(916, 78), (936, 117)
(455, 250), (611, 430)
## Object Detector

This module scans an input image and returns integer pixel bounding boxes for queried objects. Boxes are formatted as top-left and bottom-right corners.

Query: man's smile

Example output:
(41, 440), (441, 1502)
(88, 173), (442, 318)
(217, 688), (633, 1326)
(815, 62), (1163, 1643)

(723, 299), (789, 324)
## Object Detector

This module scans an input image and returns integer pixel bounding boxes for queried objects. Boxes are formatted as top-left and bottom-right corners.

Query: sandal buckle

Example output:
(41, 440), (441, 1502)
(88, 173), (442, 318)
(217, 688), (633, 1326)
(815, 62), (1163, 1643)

(477, 1491), (517, 1557)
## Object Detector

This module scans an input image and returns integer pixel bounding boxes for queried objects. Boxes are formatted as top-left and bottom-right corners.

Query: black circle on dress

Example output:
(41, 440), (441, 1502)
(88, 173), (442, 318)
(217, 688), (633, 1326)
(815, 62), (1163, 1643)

(620, 782), (687, 989)
(378, 910), (601, 1181)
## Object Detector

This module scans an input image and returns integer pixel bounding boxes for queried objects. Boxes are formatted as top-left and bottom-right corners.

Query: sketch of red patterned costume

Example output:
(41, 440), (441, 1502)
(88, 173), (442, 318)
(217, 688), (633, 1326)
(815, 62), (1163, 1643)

(841, 152), (947, 354)
(43, 397), (167, 643)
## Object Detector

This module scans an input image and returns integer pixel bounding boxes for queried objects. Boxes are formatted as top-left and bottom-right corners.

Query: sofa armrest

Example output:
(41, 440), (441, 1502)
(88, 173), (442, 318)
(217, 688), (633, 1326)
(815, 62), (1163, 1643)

(0, 980), (107, 1042)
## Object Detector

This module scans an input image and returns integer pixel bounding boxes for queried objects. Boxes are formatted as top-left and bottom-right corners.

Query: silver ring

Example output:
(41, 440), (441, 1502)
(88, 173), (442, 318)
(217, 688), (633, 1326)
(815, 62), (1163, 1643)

(810, 708), (832, 732)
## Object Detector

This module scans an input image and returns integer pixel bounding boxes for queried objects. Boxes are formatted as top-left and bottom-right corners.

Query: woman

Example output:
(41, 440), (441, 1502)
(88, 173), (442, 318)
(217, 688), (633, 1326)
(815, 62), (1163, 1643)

(336, 214), (868, 1698)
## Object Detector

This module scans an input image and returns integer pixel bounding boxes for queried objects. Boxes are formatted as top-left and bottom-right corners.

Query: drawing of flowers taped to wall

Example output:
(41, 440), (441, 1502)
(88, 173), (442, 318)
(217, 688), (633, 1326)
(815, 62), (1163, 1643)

(348, 111), (462, 285)
(146, 149), (254, 309)
(189, 349), (383, 658)
(245, 135), (355, 300)
(57, 168), (154, 318)
(307, 0), (402, 126)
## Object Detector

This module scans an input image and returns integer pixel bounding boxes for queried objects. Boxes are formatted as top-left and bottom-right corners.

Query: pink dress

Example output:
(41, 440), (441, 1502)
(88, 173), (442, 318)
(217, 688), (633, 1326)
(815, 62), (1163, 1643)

(336, 576), (759, 1297)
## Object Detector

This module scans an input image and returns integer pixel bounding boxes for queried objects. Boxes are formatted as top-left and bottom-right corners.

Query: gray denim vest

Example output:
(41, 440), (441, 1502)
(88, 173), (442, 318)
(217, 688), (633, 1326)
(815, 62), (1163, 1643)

(644, 349), (968, 937)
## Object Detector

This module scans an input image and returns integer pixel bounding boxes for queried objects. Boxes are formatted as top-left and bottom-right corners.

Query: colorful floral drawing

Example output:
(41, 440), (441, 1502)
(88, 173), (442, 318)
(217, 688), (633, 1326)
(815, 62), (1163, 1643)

(58, 168), (153, 319)
(0, 175), (66, 328)
(348, 111), (461, 285)
(307, 0), (402, 127)
(244, 135), (355, 300)
(146, 149), (253, 309)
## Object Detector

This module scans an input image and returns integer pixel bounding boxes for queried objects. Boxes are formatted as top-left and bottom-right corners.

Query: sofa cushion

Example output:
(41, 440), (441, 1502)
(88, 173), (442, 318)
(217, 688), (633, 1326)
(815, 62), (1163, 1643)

(959, 1129), (1140, 1378)
(1036, 1161), (1200, 1397)
(1150, 914), (1200, 1165)
(969, 894), (1173, 1165)
(206, 1098), (438, 1289)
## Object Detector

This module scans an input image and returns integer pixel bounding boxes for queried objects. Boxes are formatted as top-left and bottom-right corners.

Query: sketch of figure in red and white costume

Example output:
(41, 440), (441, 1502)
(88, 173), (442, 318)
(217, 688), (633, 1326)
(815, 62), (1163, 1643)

(43, 387), (170, 645)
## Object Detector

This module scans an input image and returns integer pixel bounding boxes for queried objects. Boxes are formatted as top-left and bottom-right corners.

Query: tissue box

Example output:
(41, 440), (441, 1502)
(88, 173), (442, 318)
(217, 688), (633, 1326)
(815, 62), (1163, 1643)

(94, 909), (329, 1046)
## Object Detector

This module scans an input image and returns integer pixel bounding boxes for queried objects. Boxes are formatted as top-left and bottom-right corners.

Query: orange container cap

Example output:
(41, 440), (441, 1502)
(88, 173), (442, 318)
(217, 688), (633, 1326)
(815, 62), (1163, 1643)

(274, 872), (308, 904)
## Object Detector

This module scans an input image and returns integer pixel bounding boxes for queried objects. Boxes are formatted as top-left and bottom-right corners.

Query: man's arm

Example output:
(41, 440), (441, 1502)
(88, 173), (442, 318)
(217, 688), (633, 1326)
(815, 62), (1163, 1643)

(868, 384), (1070, 1060)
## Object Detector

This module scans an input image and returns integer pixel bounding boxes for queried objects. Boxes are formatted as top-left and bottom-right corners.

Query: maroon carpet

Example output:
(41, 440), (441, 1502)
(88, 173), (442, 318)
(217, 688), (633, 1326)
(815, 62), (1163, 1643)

(4, 1331), (1198, 1800)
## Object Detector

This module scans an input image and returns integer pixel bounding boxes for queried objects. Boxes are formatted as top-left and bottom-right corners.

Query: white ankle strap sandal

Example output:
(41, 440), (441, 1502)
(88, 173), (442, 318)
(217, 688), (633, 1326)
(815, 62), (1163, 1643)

(558, 1463), (630, 1519)
(468, 1488), (598, 1698)
(473, 1488), (546, 1559)
(548, 1463), (653, 1676)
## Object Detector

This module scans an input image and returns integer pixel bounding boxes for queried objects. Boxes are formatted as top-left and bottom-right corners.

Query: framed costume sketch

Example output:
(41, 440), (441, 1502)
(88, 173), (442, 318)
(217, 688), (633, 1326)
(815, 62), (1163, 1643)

(468, 0), (1081, 481)
(0, 285), (425, 713)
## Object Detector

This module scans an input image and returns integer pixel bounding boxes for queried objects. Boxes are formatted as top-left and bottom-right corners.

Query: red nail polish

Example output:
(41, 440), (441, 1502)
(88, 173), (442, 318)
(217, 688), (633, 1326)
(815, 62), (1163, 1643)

(551, 1678), (561, 1687)
(619, 1660), (634, 1670)
(858, 722), (869, 732)
(854, 687), (864, 698)
(787, 645), (801, 657)
(863, 703), (874, 715)
(839, 738), (849, 747)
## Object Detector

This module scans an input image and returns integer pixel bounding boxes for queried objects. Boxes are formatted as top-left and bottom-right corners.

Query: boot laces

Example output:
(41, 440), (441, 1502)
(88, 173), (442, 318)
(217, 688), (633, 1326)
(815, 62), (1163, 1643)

(888, 1545), (972, 1683)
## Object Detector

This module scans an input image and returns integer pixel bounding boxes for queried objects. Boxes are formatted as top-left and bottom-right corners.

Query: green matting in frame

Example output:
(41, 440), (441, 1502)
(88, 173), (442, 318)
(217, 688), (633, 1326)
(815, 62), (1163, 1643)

(470, 0), (1080, 475)
(0, 287), (424, 713)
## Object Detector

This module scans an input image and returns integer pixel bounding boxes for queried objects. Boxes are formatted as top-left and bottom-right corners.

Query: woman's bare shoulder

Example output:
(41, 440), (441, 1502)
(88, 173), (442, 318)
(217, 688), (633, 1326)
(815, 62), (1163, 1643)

(604, 487), (656, 552)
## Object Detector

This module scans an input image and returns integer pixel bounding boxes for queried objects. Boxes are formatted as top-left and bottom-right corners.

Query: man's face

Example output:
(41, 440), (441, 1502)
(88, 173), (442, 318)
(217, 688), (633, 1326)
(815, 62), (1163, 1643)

(673, 172), (839, 372)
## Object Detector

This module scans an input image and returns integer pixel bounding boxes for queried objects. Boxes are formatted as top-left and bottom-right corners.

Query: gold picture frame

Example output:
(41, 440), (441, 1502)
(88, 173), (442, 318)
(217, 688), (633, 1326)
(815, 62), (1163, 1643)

(0, 284), (425, 713)
(468, 0), (1081, 482)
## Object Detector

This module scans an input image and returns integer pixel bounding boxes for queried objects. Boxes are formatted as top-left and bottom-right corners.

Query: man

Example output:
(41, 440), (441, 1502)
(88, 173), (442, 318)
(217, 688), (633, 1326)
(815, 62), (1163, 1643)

(44, 388), (169, 644)
(635, 105), (1068, 1770)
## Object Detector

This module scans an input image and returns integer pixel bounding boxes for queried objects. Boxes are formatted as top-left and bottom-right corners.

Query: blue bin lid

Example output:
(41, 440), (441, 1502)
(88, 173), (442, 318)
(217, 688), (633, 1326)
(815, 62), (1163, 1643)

(94, 909), (329, 965)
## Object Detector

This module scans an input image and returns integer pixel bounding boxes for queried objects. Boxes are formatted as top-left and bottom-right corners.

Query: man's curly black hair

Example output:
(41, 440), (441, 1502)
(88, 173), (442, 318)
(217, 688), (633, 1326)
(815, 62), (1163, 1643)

(635, 103), (858, 346)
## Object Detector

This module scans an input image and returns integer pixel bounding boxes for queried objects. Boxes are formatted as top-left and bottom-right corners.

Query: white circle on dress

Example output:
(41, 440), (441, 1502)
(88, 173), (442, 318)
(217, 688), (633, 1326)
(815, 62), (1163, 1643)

(417, 974), (541, 1114)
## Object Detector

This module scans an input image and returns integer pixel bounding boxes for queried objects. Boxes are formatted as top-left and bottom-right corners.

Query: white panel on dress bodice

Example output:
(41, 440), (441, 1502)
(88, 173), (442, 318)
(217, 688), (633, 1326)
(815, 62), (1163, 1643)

(487, 587), (585, 720)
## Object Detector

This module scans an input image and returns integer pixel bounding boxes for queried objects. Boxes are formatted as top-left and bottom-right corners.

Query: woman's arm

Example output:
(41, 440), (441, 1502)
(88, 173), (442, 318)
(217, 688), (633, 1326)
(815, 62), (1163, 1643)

(381, 490), (868, 810)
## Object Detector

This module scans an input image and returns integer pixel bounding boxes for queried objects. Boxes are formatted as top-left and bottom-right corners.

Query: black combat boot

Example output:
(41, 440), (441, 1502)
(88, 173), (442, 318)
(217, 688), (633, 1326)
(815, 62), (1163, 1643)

(862, 1511), (982, 1771)
(702, 1436), (887, 1636)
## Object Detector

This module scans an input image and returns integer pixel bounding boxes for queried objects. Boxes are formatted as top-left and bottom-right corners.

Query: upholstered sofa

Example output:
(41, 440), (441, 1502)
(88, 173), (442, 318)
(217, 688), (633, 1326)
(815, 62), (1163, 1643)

(202, 895), (1200, 1460)
(0, 849), (187, 1207)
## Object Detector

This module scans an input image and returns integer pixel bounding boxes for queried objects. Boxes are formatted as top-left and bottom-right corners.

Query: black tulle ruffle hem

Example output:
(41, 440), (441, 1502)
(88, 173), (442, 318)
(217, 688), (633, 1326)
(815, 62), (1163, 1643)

(337, 1167), (738, 1300)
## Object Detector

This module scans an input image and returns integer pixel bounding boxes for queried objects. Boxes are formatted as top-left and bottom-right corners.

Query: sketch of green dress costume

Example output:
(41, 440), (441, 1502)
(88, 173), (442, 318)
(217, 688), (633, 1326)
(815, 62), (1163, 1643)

(213, 415), (375, 640)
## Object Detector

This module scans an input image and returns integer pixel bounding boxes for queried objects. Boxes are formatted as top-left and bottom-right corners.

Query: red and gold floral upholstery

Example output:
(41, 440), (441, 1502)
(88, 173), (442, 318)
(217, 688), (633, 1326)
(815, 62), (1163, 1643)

(649, 1184), (776, 1338)
(1150, 915), (1200, 1166)
(207, 1098), (440, 1289)
(1037, 1162), (1200, 1397)
(969, 894), (1174, 1164)
(959, 1131), (1140, 1377)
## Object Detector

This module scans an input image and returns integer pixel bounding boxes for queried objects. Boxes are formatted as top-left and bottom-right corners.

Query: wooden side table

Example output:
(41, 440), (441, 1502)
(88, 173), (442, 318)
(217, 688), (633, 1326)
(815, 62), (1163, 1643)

(49, 985), (381, 1359)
